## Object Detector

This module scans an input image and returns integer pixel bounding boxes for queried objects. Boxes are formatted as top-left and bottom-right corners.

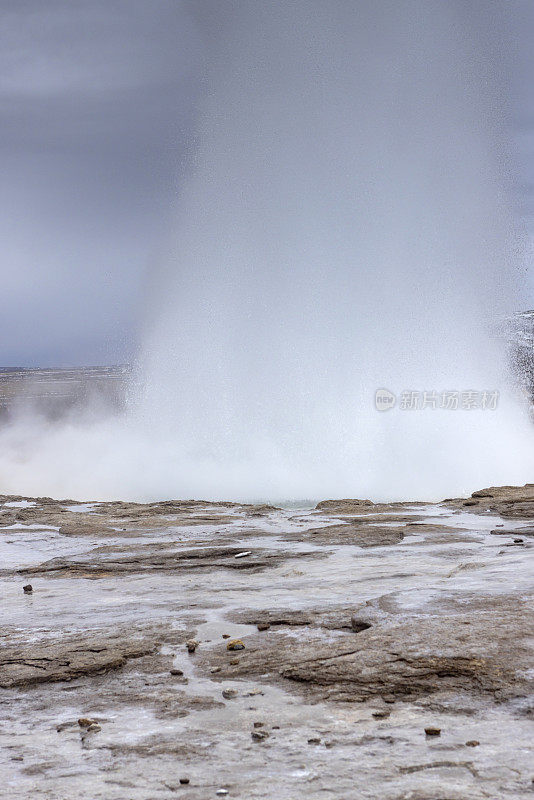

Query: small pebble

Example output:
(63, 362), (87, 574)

(23, 584), (33, 594)
(179, 777), (190, 785)
(78, 718), (97, 728)
(514, 538), (524, 544)
(216, 790), (229, 796)
(226, 639), (245, 651)
(186, 640), (198, 653)
(229, 658), (240, 665)
(251, 730), (269, 741)
(307, 737), (321, 745)
(257, 622), (271, 631)
(11, 756), (23, 762)
(170, 668), (184, 676)
(372, 711), (390, 719)
(465, 740), (480, 747)
(234, 551), (252, 558)
(253, 721), (264, 728)
(424, 727), (441, 737)
(210, 666), (222, 674)
(222, 688), (238, 699)
(222, 634), (231, 639)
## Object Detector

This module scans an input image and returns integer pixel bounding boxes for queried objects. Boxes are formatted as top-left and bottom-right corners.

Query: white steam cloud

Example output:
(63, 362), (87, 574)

(0, 0), (533, 502)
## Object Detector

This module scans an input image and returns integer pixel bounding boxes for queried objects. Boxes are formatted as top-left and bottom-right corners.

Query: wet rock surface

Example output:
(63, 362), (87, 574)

(213, 605), (533, 703)
(0, 488), (533, 798)
(286, 522), (407, 546)
(447, 483), (534, 517)
(16, 543), (321, 578)
(0, 632), (157, 688)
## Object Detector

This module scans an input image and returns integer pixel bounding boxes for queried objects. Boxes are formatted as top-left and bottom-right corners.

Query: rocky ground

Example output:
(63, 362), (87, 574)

(1, 485), (533, 799)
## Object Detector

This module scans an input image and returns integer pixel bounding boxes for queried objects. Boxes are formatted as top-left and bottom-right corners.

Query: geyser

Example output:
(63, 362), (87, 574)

(0, 0), (533, 502)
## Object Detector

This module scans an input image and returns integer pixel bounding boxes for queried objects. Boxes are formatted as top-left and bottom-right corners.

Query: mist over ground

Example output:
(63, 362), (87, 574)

(1, 0), (534, 502)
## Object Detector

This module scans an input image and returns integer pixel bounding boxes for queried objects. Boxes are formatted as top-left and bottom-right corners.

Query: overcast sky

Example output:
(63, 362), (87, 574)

(1, 0), (534, 367)
(0, 0), (203, 366)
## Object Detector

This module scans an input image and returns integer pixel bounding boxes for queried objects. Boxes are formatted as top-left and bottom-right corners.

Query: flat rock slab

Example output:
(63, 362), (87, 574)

(200, 602), (534, 704)
(0, 496), (280, 538)
(446, 483), (534, 518)
(285, 523), (405, 546)
(17, 545), (324, 578)
(314, 499), (423, 514)
(0, 633), (157, 688)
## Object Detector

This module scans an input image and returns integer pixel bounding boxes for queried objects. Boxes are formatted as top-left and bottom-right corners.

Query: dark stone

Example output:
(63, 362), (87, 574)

(351, 618), (372, 633)
(78, 718), (97, 728)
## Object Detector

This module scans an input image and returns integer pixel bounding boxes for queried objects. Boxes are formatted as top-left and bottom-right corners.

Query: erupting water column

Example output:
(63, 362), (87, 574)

(135, 0), (533, 500)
